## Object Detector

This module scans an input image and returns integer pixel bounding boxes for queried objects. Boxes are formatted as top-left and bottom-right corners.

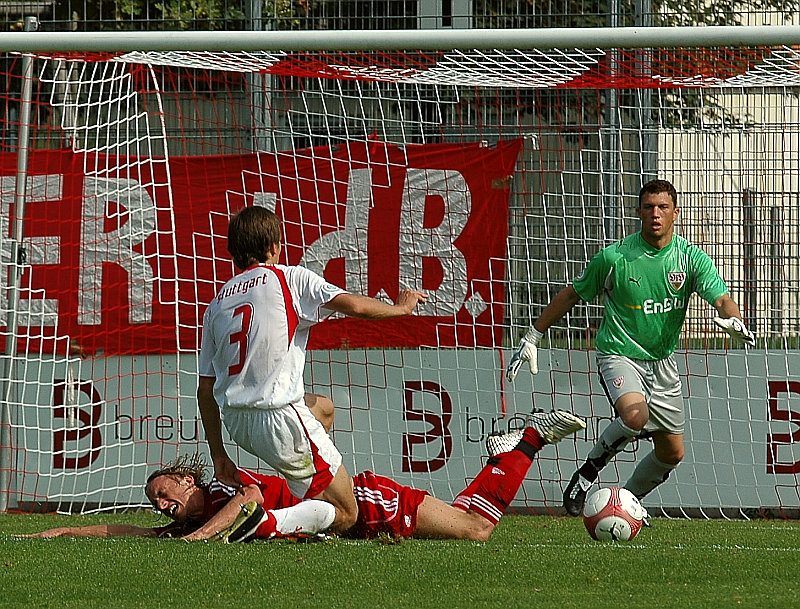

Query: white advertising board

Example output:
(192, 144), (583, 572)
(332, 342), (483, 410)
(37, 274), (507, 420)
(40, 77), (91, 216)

(9, 348), (800, 512)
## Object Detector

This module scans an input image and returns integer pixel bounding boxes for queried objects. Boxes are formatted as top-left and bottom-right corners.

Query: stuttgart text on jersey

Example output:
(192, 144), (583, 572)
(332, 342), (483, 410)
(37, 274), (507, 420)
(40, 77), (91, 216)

(217, 272), (272, 302)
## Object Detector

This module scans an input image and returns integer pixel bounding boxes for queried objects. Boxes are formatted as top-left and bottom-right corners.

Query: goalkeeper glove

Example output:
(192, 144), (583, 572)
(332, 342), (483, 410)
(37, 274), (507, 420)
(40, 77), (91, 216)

(713, 317), (756, 347)
(506, 327), (544, 382)
(211, 501), (267, 543)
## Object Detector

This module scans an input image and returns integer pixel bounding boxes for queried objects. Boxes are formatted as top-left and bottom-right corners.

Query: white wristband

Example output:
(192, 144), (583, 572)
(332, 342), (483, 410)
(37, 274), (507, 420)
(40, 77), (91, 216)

(523, 326), (544, 345)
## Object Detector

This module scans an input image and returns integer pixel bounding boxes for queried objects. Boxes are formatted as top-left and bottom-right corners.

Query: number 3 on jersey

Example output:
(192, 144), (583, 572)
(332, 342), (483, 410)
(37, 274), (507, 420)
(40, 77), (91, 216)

(229, 304), (253, 376)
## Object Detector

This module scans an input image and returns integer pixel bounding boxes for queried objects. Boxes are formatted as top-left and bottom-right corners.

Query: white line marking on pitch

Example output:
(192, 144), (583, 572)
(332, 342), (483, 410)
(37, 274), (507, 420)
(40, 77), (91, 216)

(522, 542), (800, 552)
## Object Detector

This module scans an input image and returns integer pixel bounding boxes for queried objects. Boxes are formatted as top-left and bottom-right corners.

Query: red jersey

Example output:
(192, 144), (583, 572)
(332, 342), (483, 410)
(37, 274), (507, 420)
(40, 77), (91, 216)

(152, 468), (298, 538)
(345, 470), (429, 539)
(156, 468), (428, 540)
(161, 468), (428, 539)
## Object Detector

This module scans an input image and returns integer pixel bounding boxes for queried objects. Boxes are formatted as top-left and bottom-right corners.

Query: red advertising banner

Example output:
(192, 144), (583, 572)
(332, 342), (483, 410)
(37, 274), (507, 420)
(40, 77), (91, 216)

(0, 139), (521, 354)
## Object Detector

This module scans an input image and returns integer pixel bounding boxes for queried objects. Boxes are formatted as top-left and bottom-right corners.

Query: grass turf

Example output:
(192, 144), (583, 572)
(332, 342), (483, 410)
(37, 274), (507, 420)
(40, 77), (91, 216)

(2, 512), (800, 609)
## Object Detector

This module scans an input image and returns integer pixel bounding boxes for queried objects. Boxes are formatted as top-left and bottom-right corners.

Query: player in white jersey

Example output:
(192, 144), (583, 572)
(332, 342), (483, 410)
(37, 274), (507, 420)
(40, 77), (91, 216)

(197, 206), (426, 533)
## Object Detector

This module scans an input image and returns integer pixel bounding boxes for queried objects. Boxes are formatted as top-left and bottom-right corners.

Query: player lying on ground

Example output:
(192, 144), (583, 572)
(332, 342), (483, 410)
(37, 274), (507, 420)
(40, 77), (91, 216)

(17, 452), (337, 542)
(18, 393), (342, 542)
(20, 410), (585, 542)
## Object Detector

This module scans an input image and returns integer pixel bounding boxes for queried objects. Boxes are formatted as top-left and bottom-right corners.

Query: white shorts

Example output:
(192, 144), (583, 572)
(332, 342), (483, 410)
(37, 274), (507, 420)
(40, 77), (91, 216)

(596, 353), (685, 435)
(222, 402), (342, 499)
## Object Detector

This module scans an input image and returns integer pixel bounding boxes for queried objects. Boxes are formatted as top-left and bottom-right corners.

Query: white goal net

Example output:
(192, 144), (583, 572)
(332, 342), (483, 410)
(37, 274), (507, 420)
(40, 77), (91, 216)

(1, 30), (799, 517)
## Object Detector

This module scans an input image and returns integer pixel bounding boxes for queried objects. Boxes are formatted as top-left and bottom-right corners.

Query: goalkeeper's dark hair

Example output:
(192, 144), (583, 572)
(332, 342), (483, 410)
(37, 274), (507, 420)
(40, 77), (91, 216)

(227, 206), (282, 270)
(638, 179), (678, 208)
(146, 453), (209, 490)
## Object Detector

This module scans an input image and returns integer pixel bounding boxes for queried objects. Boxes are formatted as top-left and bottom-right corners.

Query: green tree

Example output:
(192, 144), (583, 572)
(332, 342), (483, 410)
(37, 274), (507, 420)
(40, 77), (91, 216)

(472, 0), (800, 28)
(52, 0), (244, 30)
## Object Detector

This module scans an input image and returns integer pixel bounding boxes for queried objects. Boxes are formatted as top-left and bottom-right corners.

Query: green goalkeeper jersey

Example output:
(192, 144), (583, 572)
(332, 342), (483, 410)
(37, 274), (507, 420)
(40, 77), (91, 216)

(572, 232), (728, 361)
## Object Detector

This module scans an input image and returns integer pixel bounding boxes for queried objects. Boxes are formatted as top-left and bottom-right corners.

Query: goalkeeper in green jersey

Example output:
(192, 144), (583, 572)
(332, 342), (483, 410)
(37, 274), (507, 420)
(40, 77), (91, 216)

(505, 178), (755, 516)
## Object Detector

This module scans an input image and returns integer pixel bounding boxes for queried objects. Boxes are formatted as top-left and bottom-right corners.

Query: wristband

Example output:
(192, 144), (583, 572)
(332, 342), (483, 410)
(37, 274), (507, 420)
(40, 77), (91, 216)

(523, 326), (544, 345)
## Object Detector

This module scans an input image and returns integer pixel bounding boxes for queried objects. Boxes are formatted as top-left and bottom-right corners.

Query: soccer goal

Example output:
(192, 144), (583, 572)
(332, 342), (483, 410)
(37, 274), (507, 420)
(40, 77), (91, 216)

(1, 24), (799, 517)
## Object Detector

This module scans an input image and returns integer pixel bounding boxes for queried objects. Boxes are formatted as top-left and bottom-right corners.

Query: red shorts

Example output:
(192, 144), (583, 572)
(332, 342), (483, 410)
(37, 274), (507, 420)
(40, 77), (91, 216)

(345, 471), (428, 539)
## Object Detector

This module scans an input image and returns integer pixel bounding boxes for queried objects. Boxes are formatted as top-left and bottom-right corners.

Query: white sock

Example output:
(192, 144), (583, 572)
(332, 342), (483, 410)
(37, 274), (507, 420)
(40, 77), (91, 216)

(624, 451), (677, 499)
(272, 500), (336, 535)
(585, 418), (640, 475)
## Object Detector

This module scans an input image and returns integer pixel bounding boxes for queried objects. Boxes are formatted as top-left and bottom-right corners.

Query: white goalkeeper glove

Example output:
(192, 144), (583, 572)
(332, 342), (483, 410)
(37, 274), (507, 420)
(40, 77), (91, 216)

(506, 327), (544, 382)
(713, 316), (756, 347)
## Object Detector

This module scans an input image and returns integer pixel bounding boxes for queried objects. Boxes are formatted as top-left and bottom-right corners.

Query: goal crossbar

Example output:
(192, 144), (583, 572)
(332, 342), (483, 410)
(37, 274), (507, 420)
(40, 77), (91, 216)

(3, 25), (800, 53)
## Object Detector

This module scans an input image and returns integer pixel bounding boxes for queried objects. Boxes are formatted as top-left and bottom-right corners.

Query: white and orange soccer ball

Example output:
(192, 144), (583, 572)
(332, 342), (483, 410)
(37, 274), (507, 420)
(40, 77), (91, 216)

(582, 486), (647, 542)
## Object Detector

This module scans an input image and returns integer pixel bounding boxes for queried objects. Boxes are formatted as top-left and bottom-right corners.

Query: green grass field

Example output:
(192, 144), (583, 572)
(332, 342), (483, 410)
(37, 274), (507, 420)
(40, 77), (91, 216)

(2, 512), (800, 609)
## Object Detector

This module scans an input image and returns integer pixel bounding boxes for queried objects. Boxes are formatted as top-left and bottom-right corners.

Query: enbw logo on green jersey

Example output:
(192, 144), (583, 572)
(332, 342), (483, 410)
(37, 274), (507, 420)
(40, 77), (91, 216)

(643, 297), (686, 314)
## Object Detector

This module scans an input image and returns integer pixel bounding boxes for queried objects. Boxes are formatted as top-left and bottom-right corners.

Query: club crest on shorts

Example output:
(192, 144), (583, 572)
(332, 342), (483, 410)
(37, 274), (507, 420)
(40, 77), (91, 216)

(668, 271), (686, 291)
(612, 375), (625, 389)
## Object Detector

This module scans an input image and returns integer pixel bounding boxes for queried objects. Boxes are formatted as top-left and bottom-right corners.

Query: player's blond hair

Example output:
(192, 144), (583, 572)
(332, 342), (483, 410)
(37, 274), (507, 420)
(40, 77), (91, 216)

(145, 453), (208, 489)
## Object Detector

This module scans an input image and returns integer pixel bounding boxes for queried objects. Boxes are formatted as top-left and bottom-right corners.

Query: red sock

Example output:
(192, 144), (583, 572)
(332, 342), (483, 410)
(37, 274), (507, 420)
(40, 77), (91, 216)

(254, 510), (279, 539)
(523, 427), (545, 452)
(453, 430), (540, 524)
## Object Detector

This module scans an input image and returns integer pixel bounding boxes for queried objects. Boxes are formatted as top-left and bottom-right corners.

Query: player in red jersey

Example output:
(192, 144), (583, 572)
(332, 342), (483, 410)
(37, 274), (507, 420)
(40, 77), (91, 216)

(20, 410), (585, 542)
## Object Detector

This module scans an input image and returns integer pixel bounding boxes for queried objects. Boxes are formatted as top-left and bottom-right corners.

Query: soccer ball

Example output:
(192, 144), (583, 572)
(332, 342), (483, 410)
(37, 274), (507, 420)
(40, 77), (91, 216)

(582, 486), (646, 542)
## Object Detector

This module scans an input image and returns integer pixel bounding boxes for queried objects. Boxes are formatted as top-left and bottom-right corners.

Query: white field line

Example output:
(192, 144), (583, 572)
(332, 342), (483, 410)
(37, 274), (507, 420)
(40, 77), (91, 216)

(520, 542), (800, 552)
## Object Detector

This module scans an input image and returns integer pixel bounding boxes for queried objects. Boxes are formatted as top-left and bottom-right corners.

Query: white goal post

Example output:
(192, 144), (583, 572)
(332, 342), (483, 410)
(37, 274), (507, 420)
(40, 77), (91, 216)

(1, 25), (799, 518)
